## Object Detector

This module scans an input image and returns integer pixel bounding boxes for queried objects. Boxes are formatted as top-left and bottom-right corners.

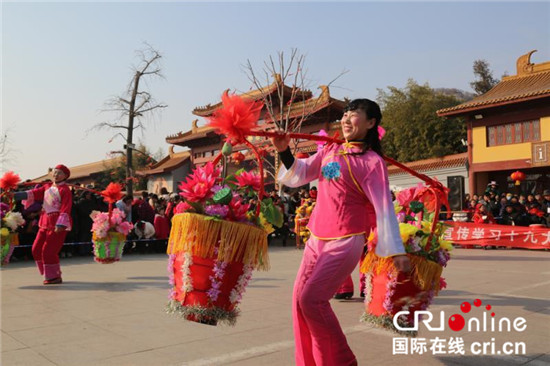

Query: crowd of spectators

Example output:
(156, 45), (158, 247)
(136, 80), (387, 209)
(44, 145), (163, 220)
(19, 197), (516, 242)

(12, 179), (547, 262)
(11, 183), (320, 261)
(462, 182), (550, 227)
(12, 185), (178, 261)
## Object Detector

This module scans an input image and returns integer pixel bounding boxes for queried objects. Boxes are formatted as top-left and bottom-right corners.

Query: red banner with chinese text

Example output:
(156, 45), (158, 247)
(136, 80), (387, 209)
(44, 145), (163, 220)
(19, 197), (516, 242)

(445, 222), (550, 249)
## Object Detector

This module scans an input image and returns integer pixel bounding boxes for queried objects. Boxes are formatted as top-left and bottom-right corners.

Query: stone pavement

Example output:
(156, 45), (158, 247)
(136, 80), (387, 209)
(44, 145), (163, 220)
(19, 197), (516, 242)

(1, 247), (549, 366)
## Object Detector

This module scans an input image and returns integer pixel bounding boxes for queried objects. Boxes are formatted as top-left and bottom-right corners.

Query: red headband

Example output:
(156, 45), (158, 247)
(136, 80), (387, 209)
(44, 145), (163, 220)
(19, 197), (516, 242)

(54, 164), (70, 179)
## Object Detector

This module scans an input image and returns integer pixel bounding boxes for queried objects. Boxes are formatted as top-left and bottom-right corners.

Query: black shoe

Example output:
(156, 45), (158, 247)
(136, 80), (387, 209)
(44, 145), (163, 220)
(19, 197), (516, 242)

(360, 292), (365, 298)
(334, 292), (353, 299)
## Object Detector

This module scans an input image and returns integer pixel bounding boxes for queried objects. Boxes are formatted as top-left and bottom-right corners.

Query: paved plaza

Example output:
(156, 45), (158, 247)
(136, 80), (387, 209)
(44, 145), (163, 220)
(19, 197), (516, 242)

(1, 246), (549, 366)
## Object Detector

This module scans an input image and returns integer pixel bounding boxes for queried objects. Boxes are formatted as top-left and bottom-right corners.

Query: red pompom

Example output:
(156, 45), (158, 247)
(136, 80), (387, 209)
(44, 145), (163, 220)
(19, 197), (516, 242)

(101, 182), (124, 204)
(207, 91), (263, 144)
(0, 171), (21, 191)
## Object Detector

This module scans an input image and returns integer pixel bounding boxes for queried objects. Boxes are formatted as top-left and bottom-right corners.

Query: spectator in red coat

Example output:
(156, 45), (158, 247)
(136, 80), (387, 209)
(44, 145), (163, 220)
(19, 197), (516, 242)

(134, 191), (155, 225)
(154, 209), (170, 240)
(309, 186), (318, 201)
(472, 204), (496, 224)
(154, 208), (171, 253)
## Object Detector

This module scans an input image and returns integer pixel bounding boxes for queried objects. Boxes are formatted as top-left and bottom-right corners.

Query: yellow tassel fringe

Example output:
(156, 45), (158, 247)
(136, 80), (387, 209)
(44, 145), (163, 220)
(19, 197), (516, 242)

(167, 213), (269, 271)
(360, 252), (443, 294)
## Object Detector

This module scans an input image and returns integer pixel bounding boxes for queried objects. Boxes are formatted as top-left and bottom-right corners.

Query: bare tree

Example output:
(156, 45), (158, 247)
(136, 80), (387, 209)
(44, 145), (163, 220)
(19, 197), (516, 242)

(0, 126), (17, 172)
(242, 49), (347, 181)
(89, 45), (167, 196)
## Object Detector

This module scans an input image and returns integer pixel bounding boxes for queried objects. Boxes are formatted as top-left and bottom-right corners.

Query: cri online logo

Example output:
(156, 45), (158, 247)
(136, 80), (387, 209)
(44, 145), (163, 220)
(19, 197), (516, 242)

(393, 299), (527, 332)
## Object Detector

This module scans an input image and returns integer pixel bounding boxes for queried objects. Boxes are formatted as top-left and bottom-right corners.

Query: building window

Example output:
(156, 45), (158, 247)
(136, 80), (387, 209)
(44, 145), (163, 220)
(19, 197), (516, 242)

(487, 119), (541, 146)
(523, 122), (530, 141)
(497, 125), (504, 145)
(488, 126), (496, 146)
(514, 123), (522, 143)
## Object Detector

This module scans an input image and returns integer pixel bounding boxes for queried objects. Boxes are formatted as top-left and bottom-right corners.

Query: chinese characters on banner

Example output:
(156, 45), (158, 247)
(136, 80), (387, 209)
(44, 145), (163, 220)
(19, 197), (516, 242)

(445, 222), (550, 249)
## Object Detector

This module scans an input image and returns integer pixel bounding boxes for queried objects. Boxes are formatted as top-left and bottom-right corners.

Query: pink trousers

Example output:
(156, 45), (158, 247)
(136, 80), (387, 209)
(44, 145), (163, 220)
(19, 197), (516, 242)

(293, 234), (364, 366)
(32, 228), (67, 279)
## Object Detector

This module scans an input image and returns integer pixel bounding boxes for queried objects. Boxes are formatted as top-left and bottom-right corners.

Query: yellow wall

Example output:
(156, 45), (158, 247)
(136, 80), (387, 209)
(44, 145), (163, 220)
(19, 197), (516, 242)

(542, 116), (550, 140)
(472, 116), (550, 163)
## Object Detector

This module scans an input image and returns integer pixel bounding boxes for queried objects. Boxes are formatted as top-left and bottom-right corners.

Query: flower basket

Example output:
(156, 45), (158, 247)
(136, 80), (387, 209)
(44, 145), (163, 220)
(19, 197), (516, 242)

(1, 197), (24, 266)
(360, 183), (451, 337)
(90, 200), (133, 264)
(1, 232), (19, 266)
(360, 252), (445, 337)
(92, 231), (127, 264)
(166, 212), (269, 325)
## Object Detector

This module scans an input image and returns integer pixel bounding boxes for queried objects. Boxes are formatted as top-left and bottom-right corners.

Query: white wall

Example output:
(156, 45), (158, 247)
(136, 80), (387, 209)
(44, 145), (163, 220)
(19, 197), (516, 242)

(389, 166), (469, 194)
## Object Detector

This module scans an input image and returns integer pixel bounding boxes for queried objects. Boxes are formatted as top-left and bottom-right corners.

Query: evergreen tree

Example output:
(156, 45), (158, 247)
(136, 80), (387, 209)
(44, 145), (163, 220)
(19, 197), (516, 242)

(377, 79), (466, 162)
(470, 59), (499, 95)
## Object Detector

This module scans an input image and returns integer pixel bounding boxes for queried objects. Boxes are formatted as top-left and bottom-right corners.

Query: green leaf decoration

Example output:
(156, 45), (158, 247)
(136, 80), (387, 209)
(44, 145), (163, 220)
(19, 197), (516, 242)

(186, 200), (204, 214)
(213, 187), (232, 205)
(224, 174), (237, 184)
(409, 201), (424, 213)
(405, 215), (415, 222)
(261, 198), (283, 228)
(424, 211), (435, 222)
(203, 216), (222, 222)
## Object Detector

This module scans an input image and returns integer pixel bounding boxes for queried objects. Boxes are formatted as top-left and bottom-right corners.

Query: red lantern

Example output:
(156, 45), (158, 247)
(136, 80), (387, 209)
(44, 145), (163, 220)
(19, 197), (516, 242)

(231, 151), (245, 165)
(296, 152), (309, 159)
(510, 171), (525, 186)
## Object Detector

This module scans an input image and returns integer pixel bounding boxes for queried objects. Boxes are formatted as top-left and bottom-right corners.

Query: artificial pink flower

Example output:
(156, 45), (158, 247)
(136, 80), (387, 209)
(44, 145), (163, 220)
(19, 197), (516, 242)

(316, 129), (328, 151)
(396, 183), (423, 207)
(235, 171), (261, 192)
(0, 171), (21, 191)
(415, 180), (449, 212)
(207, 91), (264, 145)
(174, 201), (194, 214)
(439, 277), (447, 290)
(191, 162), (221, 182)
(227, 197), (250, 221)
(178, 163), (220, 202)
(101, 182), (124, 204)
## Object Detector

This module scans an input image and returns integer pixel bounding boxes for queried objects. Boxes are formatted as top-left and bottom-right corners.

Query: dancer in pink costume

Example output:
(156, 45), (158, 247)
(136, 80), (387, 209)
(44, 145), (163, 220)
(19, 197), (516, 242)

(272, 99), (410, 366)
(15, 165), (72, 284)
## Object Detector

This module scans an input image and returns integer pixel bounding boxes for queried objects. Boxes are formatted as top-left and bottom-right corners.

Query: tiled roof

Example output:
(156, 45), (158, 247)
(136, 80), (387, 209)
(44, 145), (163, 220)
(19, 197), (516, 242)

(192, 74), (312, 117)
(167, 86), (345, 145)
(387, 153), (467, 176)
(165, 121), (217, 145)
(137, 148), (190, 176)
(31, 157), (123, 182)
(438, 50), (550, 116)
(264, 86), (346, 122)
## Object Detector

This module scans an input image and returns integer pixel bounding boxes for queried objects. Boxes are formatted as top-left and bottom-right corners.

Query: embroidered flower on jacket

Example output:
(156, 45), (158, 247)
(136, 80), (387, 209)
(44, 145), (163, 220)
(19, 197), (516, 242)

(321, 162), (341, 180)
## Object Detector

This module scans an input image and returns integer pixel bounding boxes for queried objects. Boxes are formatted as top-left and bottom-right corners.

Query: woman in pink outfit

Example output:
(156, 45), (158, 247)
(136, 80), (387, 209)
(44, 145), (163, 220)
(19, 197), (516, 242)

(272, 99), (411, 366)
(15, 165), (73, 285)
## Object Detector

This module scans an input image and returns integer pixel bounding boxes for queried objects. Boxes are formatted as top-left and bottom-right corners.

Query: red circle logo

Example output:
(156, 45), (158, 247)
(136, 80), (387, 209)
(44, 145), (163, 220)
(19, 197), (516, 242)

(448, 314), (465, 331)
(460, 301), (471, 313)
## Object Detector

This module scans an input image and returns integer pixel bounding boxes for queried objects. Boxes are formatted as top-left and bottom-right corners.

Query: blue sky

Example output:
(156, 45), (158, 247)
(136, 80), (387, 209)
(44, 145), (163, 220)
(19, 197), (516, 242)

(3, 2), (549, 180)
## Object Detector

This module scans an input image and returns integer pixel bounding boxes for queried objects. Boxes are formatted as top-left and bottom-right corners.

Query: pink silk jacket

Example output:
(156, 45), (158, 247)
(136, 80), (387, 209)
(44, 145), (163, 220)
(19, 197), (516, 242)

(277, 142), (405, 258)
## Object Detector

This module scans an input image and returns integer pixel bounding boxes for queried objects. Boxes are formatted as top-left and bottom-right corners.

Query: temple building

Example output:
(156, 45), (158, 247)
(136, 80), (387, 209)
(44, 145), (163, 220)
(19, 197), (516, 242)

(136, 147), (191, 193)
(164, 75), (346, 189)
(31, 157), (122, 186)
(437, 50), (550, 196)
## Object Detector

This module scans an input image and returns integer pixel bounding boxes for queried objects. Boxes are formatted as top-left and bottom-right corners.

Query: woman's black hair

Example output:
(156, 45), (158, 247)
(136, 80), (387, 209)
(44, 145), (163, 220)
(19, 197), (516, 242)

(344, 98), (383, 156)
